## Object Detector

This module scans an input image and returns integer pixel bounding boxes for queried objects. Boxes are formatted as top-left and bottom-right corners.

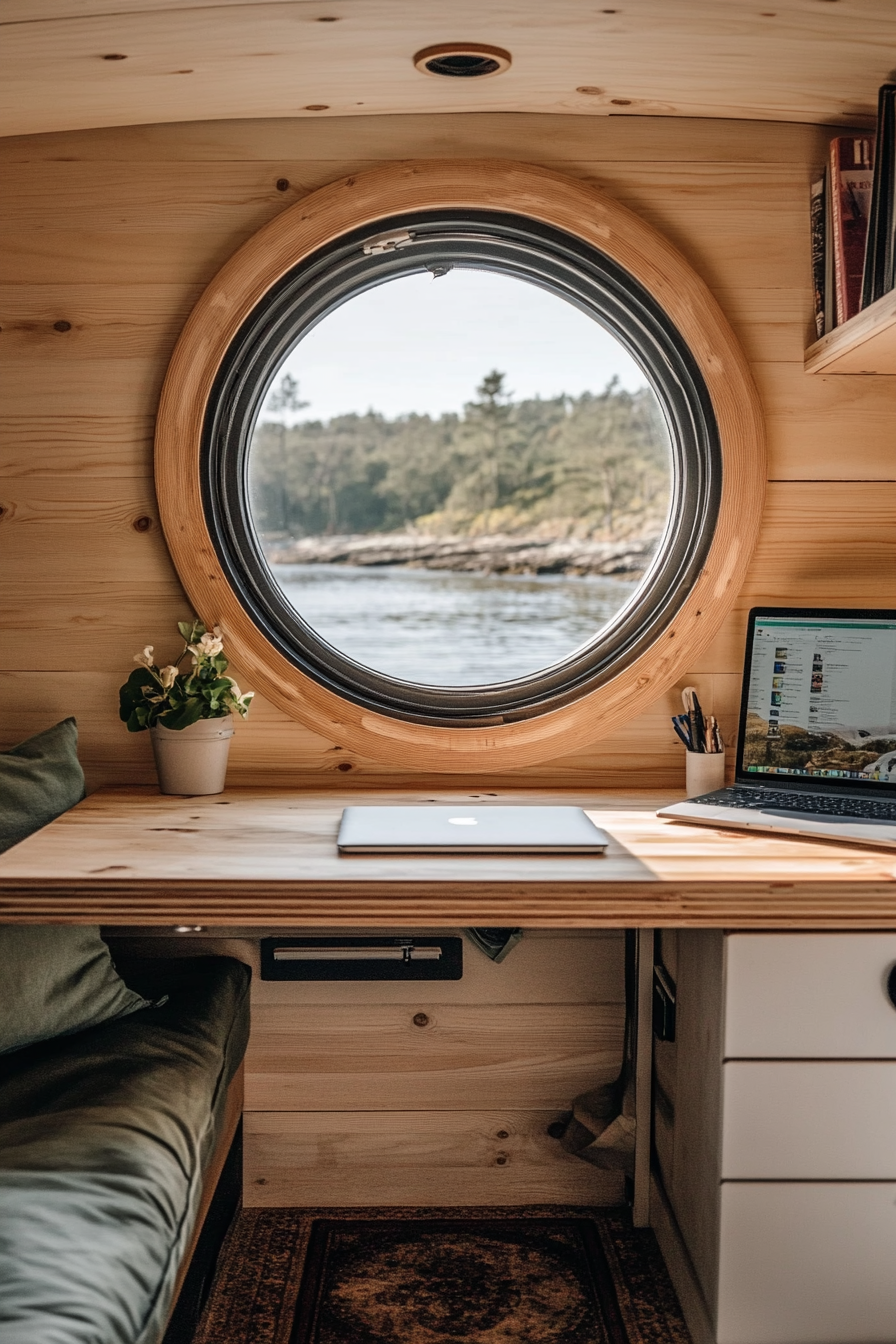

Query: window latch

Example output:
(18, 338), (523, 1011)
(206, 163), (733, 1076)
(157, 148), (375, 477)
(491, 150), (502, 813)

(362, 229), (415, 255)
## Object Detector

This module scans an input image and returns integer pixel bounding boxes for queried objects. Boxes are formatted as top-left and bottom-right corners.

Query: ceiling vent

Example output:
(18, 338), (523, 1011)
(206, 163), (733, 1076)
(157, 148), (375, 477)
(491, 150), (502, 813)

(413, 43), (511, 78)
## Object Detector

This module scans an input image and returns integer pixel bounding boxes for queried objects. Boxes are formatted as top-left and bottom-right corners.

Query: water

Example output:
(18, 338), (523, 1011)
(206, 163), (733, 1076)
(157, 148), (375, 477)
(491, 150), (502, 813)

(271, 564), (640, 685)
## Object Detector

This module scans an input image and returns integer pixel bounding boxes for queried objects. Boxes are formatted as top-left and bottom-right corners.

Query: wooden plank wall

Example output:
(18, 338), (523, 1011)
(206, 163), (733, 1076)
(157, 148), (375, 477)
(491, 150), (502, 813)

(1, 112), (894, 790)
(118, 929), (626, 1206)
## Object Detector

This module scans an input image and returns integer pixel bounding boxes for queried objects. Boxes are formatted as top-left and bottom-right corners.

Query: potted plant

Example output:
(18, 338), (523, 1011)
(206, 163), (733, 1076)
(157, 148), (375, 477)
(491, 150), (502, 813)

(119, 620), (254, 795)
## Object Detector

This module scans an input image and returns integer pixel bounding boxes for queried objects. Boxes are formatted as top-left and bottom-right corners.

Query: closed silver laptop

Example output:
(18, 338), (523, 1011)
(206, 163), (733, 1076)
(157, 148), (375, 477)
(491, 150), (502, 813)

(337, 806), (609, 854)
(658, 608), (896, 848)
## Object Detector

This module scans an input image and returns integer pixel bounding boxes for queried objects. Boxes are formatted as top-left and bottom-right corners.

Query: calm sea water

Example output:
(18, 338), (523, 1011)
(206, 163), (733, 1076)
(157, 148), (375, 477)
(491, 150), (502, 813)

(271, 563), (640, 685)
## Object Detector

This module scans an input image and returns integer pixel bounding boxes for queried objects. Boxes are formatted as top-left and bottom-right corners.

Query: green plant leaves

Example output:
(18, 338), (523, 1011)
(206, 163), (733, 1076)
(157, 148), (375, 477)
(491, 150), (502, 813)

(178, 618), (206, 643)
(118, 621), (253, 731)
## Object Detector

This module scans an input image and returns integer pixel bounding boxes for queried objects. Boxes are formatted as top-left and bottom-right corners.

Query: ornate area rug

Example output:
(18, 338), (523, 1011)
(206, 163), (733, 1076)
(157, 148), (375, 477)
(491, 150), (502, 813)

(194, 1207), (692, 1344)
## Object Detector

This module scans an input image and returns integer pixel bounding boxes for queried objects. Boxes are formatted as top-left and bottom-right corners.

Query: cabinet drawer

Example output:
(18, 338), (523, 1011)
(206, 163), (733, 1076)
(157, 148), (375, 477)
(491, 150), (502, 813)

(717, 1182), (896, 1344)
(725, 934), (896, 1058)
(721, 1061), (896, 1178)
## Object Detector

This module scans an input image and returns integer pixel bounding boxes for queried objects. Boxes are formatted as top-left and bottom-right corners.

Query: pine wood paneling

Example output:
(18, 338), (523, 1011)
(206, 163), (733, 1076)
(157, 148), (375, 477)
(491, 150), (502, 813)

(0, 230), (258, 287)
(0, 416), (156, 478)
(244, 1003), (623, 1111)
(0, 115), (833, 167)
(0, 587), (187, 672)
(0, 113), (893, 786)
(243, 1109), (623, 1207)
(1, 5), (886, 138)
(0, 480), (176, 586)
(1, 359), (166, 415)
(754, 365), (896, 479)
(0, 161), (811, 292)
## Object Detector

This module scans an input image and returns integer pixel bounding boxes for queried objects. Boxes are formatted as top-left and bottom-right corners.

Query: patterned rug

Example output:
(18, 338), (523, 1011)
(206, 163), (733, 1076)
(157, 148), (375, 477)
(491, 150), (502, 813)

(194, 1207), (692, 1344)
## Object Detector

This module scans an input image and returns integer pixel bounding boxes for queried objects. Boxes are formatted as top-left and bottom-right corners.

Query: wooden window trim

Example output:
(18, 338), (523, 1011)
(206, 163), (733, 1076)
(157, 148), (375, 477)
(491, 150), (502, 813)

(155, 159), (765, 773)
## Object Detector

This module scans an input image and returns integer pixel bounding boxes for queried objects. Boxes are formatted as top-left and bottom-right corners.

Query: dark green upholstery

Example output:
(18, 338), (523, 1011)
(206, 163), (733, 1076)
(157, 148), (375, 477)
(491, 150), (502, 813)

(0, 926), (150, 1056)
(0, 956), (250, 1344)
(0, 719), (85, 855)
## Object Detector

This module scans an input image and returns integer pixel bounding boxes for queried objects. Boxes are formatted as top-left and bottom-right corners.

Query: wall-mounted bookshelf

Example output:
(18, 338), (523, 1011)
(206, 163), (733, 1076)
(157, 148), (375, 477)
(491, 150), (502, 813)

(805, 286), (896, 374)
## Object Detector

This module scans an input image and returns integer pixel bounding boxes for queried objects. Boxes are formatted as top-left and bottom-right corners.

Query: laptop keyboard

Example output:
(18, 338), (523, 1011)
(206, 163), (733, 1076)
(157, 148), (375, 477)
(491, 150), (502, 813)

(693, 786), (896, 821)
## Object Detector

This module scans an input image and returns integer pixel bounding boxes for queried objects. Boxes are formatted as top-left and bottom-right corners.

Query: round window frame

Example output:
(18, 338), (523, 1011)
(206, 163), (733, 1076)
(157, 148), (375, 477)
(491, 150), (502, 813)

(155, 160), (765, 773)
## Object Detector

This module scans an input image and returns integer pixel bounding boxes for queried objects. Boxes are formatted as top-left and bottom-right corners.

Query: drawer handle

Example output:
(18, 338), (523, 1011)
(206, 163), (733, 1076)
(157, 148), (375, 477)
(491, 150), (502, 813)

(887, 964), (896, 1011)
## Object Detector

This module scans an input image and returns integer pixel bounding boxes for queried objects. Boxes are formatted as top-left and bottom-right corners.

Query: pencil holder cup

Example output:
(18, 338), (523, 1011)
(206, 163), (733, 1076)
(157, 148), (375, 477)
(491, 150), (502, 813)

(685, 750), (726, 798)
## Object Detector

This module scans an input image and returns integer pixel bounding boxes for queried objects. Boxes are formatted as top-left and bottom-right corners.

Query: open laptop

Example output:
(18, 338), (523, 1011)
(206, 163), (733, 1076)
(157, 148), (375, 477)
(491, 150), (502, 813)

(657, 608), (896, 847)
(337, 806), (609, 854)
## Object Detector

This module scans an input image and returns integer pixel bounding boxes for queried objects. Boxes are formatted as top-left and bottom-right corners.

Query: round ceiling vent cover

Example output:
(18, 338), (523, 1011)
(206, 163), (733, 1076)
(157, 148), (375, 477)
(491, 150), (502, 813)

(413, 43), (511, 78)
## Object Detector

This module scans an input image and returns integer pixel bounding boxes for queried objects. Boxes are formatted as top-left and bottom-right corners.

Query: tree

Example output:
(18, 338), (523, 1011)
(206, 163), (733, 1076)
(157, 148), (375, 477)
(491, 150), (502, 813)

(253, 375), (310, 533)
(247, 371), (671, 541)
(266, 373), (308, 418)
(447, 370), (525, 516)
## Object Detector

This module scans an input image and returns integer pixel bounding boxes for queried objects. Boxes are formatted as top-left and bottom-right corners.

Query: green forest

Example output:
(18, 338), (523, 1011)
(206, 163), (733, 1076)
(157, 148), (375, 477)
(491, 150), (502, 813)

(249, 371), (671, 542)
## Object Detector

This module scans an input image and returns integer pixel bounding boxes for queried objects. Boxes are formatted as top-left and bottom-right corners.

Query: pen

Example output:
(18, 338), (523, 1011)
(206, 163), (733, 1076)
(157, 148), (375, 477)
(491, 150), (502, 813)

(671, 715), (692, 749)
(690, 691), (707, 752)
(678, 691), (724, 754)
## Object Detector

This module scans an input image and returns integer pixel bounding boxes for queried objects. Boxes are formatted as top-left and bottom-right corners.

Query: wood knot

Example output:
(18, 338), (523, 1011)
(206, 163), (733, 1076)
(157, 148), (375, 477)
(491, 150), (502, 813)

(412, 1012), (430, 1028)
(133, 515), (152, 532)
(276, 178), (290, 192)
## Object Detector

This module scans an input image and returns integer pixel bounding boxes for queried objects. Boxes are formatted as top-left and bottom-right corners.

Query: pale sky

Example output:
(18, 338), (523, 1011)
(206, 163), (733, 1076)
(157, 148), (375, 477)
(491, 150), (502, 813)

(257, 268), (650, 425)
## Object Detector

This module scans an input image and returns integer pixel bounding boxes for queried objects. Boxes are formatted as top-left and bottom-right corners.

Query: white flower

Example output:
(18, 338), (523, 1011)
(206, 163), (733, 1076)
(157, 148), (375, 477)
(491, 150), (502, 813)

(159, 664), (178, 689)
(226, 683), (255, 715)
(134, 645), (154, 668)
(188, 632), (224, 659)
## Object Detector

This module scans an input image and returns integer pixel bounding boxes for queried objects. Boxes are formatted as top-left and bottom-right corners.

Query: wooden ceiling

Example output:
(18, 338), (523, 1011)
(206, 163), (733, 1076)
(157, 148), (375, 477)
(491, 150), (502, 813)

(1, 0), (894, 138)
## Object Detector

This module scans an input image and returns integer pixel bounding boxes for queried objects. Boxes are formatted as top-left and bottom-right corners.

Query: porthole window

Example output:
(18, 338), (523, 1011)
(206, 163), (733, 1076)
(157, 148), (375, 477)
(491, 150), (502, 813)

(203, 210), (719, 726)
(156, 162), (764, 770)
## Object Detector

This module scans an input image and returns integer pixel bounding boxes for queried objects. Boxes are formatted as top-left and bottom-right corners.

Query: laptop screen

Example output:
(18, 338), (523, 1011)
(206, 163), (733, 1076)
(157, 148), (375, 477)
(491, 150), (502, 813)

(736, 609), (896, 793)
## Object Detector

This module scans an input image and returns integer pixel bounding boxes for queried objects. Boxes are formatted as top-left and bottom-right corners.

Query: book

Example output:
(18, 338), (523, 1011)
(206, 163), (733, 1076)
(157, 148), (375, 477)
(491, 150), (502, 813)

(824, 165), (834, 336)
(861, 83), (896, 310)
(829, 136), (874, 326)
(810, 174), (825, 338)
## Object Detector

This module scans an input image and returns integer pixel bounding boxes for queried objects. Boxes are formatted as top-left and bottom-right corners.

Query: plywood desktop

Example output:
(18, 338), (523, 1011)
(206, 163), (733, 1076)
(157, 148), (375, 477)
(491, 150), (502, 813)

(1, 787), (894, 928)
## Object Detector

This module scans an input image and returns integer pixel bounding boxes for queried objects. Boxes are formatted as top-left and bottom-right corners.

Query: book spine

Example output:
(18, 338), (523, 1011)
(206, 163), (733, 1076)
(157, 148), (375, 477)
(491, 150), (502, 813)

(824, 166), (834, 335)
(830, 136), (874, 326)
(862, 84), (896, 310)
(810, 175), (826, 338)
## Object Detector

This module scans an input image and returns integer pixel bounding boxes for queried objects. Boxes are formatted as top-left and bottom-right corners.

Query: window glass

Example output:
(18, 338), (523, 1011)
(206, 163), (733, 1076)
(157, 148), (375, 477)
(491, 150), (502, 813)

(247, 269), (672, 686)
(202, 210), (721, 725)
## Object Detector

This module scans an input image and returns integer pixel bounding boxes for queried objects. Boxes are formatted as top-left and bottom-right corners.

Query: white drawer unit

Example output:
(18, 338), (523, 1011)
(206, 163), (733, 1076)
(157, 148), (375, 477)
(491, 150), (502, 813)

(653, 932), (896, 1344)
(725, 933), (896, 1059)
(721, 1061), (896, 1179)
(716, 1183), (896, 1344)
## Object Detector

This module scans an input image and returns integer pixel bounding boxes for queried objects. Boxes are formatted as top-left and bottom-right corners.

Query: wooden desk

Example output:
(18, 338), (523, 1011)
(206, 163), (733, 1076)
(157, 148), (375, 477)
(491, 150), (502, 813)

(1, 786), (895, 927)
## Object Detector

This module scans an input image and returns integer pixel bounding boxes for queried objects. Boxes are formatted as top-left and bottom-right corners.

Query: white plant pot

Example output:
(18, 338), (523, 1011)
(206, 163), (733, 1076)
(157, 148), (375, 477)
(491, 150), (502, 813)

(150, 718), (234, 796)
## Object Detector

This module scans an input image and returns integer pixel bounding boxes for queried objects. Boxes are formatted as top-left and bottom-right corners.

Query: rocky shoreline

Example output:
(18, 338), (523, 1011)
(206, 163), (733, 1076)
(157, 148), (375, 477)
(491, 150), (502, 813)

(266, 532), (658, 578)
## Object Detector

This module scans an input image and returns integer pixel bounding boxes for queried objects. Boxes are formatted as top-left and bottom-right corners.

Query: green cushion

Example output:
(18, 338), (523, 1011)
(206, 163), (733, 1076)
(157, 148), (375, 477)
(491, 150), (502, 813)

(0, 956), (251, 1344)
(0, 717), (85, 854)
(0, 926), (150, 1056)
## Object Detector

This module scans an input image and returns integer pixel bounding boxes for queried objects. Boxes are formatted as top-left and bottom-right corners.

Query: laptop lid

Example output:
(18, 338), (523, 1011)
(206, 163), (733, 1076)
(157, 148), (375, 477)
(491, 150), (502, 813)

(337, 806), (609, 854)
(734, 608), (896, 798)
